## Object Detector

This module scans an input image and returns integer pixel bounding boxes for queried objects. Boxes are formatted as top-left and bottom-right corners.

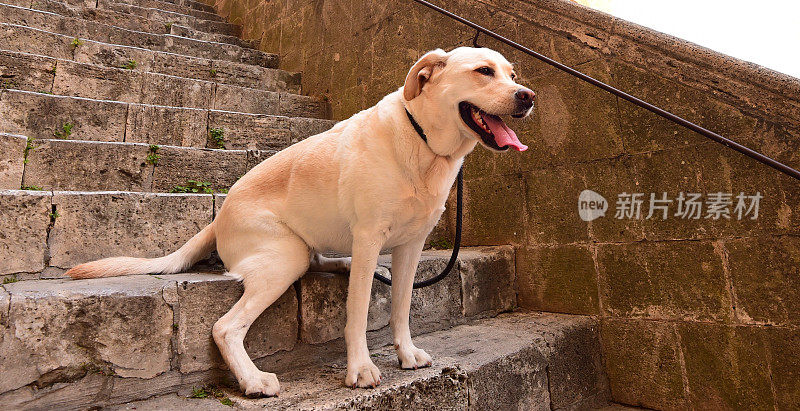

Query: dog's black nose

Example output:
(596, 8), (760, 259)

(514, 88), (535, 103)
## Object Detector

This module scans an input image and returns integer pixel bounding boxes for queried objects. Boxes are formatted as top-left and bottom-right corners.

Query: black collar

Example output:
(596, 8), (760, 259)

(405, 108), (427, 143)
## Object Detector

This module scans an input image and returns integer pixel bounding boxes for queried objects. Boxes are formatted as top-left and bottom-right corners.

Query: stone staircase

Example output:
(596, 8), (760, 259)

(0, 0), (609, 408)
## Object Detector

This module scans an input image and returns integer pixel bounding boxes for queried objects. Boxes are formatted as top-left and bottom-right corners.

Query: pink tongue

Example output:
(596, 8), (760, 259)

(482, 114), (528, 151)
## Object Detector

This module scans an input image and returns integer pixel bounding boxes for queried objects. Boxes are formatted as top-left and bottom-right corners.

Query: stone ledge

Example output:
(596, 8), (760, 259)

(109, 312), (609, 410)
(0, 90), (335, 149)
(0, 7), (273, 68)
(0, 48), (320, 114)
(0, 247), (520, 407)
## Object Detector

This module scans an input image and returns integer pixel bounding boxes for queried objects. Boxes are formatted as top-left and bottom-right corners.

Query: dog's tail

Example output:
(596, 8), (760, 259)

(65, 223), (216, 279)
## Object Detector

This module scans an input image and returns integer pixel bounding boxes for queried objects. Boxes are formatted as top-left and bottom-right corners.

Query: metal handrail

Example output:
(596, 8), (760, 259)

(411, 0), (800, 181)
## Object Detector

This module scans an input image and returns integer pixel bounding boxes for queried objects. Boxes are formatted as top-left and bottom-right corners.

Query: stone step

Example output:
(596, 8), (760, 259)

(167, 22), (256, 49)
(0, 246), (525, 409)
(95, 0), (228, 24)
(26, 0), (253, 47)
(0, 24), (296, 91)
(0, 5), (276, 68)
(0, 90), (334, 150)
(0, 49), (324, 115)
(79, 0), (253, 48)
(130, 312), (608, 410)
(2, 297), (608, 410)
(3, 136), (272, 193)
(10, 0), (234, 37)
(17, 0), (216, 18)
(122, 0), (217, 14)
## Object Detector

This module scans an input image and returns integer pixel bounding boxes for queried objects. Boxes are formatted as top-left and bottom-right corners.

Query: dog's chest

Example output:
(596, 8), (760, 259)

(387, 188), (448, 245)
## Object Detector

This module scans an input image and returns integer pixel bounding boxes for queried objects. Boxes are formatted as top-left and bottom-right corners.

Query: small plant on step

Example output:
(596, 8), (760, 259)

(49, 210), (59, 220)
(49, 63), (57, 75)
(146, 144), (160, 165)
(0, 77), (18, 90)
(209, 68), (217, 77)
(121, 59), (137, 70)
(20, 185), (44, 191)
(189, 386), (234, 407)
(189, 387), (208, 399)
(53, 122), (74, 139)
(209, 127), (225, 149)
(171, 180), (214, 194)
(23, 137), (35, 164)
(427, 237), (453, 250)
(165, 21), (174, 31)
(3, 275), (18, 284)
(71, 38), (83, 49)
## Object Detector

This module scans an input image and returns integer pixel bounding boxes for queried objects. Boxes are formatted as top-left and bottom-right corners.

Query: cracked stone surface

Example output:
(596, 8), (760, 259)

(0, 190), (51, 274)
(0, 276), (174, 393)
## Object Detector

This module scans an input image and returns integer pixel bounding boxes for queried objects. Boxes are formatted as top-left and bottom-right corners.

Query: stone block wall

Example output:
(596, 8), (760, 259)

(206, 0), (800, 408)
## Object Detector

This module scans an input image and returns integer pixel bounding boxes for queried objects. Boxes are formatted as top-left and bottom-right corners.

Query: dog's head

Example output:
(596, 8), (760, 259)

(403, 47), (534, 152)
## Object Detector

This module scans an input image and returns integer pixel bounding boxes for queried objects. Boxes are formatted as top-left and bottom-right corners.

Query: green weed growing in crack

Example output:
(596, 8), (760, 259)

(3, 275), (18, 284)
(53, 122), (74, 139)
(71, 38), (83, 49)
(80, 362), (115, 376)
(49, 210), (60, 220)
(165, 21), (174, 31)
(146, 144), (160, 165)
(209, 68), (217, 77)
(121, 59), (137, 70)
(427, 237), (453, 250)
(171, 180), (214, 194)
(21, 185), (44, 191)
(23, 137), (35, 164)
(189, 386), (234, 407)
(209, 127), (225, 149)
(49, 63), (57, 75)
(0, 77), (18, 89)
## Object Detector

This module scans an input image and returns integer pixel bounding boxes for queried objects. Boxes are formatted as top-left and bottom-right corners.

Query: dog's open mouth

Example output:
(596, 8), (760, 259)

(458, 102), (528, 152)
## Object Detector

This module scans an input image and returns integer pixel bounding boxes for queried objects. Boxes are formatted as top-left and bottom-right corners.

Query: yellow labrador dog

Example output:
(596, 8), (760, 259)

(66, 47), (534, 396)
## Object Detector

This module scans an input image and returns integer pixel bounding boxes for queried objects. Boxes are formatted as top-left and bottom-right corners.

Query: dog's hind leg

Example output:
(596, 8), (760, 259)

(309, 253), (351, 273)
(212, 227), (309, 397)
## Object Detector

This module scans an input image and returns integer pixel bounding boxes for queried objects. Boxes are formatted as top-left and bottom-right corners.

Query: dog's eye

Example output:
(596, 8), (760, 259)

(510, 72), (517, 80)
(475, 67), (494, 76)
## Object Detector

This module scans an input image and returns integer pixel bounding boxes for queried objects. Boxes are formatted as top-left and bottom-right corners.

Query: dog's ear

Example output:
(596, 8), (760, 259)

(403, 49), (448, 101)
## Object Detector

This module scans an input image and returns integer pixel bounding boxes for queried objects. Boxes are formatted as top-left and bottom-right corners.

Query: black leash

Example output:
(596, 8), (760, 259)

(372, 110), (463, 289)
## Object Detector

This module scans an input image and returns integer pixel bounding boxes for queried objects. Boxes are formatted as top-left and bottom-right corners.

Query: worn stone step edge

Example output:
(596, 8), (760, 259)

(0, 90), (335, 153)
(0, 247), (520, 409)
(2, 135), (276, 193)
(115, 0), (216, 15)
(186, 311), (607, 410)
(168, 22), (256, 49)
(4, 311), (608, 410)
(32, 0), (253, 48)
(0, 23), (293, 91)
(12, 0), (236, 37)
(94, 0), (228, 24)
(24, 0), (224, 23)
(0, 7), (275, 68)
(2, 0), (238, 49)
(47, 0), (255, 48)
(0, 49), (325, 116)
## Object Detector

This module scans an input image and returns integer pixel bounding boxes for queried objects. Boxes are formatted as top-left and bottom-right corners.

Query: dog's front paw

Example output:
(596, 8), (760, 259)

(240, 371), (280, 397)
(345, 359), (382, 388)
(397, 345), (432, 370)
